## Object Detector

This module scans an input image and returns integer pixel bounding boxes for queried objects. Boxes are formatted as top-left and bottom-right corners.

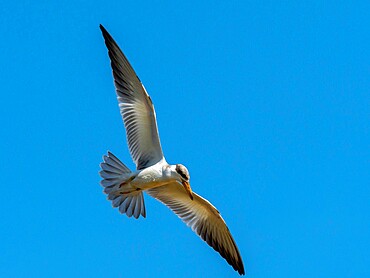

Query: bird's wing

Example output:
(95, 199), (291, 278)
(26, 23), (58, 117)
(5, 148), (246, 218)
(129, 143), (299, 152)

(100, 25), (164, 170)
(146, 183), (245, 275)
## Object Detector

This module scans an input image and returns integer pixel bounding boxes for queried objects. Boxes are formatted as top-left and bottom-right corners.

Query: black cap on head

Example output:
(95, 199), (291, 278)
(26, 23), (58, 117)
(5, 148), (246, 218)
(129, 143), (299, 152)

(175, 164), (190, 181)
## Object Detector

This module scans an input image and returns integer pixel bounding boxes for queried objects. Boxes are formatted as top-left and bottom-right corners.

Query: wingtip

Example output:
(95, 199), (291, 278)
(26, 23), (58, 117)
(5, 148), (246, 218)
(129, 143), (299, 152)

(99, 24), (109, 38)
(236, 259), (245, 275)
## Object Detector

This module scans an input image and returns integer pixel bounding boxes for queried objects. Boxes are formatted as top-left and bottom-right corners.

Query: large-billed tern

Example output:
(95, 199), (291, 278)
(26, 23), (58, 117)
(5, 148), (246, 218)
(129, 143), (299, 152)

(99, 24), (245, 275)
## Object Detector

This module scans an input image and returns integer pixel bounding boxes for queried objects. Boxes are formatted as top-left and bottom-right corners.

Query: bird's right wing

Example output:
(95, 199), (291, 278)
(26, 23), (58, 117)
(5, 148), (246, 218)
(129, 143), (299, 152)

(100, 25), (164, 170)
(146, 183), (245, 275)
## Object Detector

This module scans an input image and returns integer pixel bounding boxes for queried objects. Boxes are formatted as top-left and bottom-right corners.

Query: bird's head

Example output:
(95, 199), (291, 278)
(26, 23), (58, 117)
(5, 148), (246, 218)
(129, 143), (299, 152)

(175, 164), (193, 200)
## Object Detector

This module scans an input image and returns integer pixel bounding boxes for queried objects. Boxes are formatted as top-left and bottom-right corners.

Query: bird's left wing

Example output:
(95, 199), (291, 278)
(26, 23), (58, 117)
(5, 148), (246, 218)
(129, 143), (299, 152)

(100, 25), (164, 170)
(146, 183), (245, 275)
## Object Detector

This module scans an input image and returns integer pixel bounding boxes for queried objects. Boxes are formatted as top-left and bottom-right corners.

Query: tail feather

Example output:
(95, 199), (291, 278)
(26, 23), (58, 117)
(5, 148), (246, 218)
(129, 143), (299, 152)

(102, 152), (131, 173)
(99, 151), (146, 218)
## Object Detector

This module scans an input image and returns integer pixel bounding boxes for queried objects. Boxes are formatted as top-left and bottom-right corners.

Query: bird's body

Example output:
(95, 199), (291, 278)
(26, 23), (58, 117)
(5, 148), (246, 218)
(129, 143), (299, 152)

(120, 159), (177, 192)
(99, 24), (245, 275)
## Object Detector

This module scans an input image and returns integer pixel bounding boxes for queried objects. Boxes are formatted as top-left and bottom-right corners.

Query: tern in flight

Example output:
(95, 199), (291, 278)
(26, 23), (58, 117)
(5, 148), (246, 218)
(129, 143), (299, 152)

(99, 24), (245, 275)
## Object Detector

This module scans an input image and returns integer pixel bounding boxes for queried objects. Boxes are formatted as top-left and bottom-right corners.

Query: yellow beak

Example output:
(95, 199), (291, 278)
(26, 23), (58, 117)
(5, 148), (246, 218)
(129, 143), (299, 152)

(182, 180), (193, 200)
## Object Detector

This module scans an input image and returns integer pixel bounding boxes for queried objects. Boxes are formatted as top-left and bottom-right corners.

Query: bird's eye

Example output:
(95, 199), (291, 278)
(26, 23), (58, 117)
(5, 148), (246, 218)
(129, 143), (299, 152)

(176, 164), (189, 180)
(178, 171), (187, 180)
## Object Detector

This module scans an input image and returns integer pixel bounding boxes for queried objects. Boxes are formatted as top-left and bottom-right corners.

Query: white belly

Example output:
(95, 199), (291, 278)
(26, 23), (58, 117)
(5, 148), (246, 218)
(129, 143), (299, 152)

(131, 167), (172, 191)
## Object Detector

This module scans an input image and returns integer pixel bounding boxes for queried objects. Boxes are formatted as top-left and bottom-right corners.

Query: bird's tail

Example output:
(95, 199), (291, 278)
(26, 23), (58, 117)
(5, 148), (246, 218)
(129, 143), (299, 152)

(99, 151), (146, 218)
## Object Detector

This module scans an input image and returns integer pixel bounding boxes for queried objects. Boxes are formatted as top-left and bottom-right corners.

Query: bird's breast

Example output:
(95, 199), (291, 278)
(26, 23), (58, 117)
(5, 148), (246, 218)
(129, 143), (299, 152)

(132, 168), (170, 190)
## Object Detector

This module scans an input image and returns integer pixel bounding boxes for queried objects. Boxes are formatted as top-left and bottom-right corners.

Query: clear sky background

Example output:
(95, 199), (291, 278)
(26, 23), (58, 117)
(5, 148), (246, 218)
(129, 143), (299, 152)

(0, 1), (369, 277)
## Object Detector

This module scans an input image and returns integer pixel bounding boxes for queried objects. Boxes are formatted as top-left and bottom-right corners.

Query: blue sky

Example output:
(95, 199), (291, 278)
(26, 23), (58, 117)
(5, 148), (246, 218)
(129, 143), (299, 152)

(0, 1), (369, 277)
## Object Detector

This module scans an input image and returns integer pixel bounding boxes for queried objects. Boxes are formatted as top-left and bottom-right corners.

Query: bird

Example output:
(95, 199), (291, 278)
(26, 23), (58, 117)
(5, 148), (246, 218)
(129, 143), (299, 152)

(98, 24), (245, 275)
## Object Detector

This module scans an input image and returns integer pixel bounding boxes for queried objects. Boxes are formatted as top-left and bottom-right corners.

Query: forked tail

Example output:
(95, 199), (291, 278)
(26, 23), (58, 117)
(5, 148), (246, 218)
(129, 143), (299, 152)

(99, 151), (146, 218)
